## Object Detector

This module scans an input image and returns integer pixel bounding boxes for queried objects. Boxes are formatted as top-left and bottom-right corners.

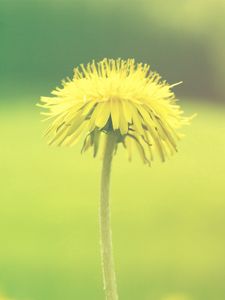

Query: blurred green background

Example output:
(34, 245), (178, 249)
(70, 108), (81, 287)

(0, 0), (225, 299)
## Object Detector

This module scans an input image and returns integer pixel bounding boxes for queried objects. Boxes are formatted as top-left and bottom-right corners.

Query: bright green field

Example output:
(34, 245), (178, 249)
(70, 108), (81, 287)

(0, 100), (225, 300)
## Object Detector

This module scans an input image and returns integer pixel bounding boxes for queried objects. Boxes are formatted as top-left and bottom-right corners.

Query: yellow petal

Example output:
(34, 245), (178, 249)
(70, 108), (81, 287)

(117, 102), (128, 135)
(88, 103), (101, 131)
(66, 113), (84, 136)
(64, 122), (87, 146)
(121, 100), (132, 123)
(81, 101), (97, 117)
(110, 100), (120, 130)
(95, 102), (110, 129)
(130, 104), (144, 135)
(124, 137), (132, 161)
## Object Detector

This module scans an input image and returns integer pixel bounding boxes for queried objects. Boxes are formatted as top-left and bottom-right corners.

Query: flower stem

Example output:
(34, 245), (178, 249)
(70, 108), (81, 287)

(100, 133), (118, 300)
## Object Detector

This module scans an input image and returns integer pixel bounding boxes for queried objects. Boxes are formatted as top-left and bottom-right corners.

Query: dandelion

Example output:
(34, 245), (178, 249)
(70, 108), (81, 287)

(38, 58), (192, 300)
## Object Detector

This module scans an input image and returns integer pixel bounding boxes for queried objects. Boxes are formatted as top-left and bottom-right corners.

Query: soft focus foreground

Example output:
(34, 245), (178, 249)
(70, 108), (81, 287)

(0, 100), (225, 300)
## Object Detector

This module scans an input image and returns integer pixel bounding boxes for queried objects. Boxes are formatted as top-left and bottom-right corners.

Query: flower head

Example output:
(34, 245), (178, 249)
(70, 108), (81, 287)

(39, 58), (191, 165)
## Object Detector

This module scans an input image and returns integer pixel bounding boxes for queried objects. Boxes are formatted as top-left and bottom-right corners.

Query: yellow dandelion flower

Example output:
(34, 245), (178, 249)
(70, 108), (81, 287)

(38, 58), (193, 300)
(39, 58), (190, 165)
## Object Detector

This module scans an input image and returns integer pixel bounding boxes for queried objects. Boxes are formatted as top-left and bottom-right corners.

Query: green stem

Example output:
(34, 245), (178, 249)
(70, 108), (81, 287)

(100, 133), (118, 300)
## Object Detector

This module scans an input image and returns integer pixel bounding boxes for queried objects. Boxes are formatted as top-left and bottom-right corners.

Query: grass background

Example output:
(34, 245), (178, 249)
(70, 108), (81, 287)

(1, 0), (225, 299)
(0, 100), (225, 300)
